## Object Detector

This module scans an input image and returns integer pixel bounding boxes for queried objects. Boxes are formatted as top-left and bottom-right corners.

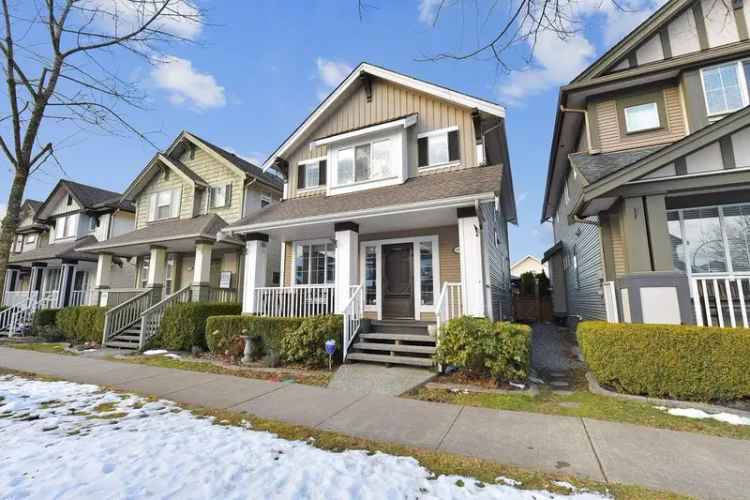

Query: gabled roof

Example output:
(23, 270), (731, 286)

(23, 199), (42, 212)
(262, 62), (505, 172)
(36, 180), (131, 220)
(569, 145), (666, 184)
(121, 153), (209, 201)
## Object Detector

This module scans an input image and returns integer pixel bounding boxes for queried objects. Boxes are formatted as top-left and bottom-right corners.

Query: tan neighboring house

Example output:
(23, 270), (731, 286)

(1, 181), (136, 334)
(510, 255), (547, 277)
(223, 63), (517, 367)
(77, 131), (283, 349)
(542, 0), (750, 328)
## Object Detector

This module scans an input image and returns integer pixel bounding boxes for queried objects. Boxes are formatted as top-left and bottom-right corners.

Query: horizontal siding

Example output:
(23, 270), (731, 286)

(480, 201), (512, 320)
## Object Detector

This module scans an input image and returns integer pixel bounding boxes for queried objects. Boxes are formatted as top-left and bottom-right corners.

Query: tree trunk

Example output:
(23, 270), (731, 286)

(0, 167), (29, 296)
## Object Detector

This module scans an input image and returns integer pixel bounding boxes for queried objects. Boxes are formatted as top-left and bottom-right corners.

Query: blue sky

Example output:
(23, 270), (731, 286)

(0, 0), (662, 262)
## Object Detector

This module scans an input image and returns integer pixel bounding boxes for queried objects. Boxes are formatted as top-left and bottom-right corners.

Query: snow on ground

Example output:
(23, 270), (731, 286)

(0, 375), (610, 500)
(143, 349), (168, 356)
(654, 406), (750, 426)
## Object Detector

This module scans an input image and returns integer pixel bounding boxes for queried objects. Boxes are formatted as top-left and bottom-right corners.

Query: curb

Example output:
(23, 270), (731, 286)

(585, 371), (750, 418)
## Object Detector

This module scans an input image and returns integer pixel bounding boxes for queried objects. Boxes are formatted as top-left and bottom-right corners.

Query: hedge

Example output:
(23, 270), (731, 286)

(577, 321), (750, 401)
(153, 302), (241, 351)
(55, 306), (106, 344)
(205, 315), (342, 367)
(434, 316), (531, 382)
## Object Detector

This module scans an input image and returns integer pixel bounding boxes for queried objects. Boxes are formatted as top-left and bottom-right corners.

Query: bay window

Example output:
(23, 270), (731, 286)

(335, 139), (394, 186)
(701, 61), (750, 116)
(668, 204), (750, 274)
(418, 127), (460, 168)
(294, 241), (336, 285)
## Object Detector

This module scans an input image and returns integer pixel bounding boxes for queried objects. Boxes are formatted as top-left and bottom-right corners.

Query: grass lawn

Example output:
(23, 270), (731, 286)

(409, 370), (750, 441)
(2, 342), (75, 356)
(110, 354), (333, 387)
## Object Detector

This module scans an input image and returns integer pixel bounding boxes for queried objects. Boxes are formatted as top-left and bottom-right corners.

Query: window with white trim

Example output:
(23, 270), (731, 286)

(297, 159), (326, 190)
(209, 184), (232, 209)
(148, 189), (180, 222)
(140, 257), (150, 288)
(364, 246), (377, 305)
(418, 127), (460, 168)
(419, 241), (434, 305)
(623, 102), (660, 133)
(701, 61), (749, 116)
(294, 241), (336, 285)
(54, 214), (78, 240)
(260, 192), (272, 208)
(335, 138), (393, 186)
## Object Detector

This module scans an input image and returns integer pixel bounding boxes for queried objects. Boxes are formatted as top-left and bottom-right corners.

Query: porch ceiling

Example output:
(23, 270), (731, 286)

(91, 237), (242, 258)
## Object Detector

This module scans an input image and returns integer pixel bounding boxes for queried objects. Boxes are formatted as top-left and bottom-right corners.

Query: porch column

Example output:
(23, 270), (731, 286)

(192, 239), (213, 302)
(2, 269), (14, 302)
(29, 263), (45, 301)
(95, 253), (113, 306)
(58, 261), (76, 308)
(147, 245), (167, 304)
(334, 222), (359, 313)
(242, 233), (268, 314)
(458, 207), (486, 317)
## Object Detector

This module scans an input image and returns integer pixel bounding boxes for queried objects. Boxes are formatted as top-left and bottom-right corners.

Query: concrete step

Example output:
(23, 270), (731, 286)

(347, 352), (434, 367)
(369, 320), (432, 335)
(360, 333), (435, 343)
(105, 341), (140, 350)
(352, 342), (436, 354)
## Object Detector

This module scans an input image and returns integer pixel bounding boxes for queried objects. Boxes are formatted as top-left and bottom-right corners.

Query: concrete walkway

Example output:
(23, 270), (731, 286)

(1, 348), (748, 500)
(328, 363), (435, 396)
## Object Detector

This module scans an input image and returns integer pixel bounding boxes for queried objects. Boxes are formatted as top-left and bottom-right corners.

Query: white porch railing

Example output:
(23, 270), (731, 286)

(208, 287), (239, 303)
(0, 291), (59, 337)
(101, 288), (147, 308)
(70, 289), (99, 307)
(343, 285), (363, 360)
(690, 274), (750, 328)
(435, 282), (463, 344)
(2, 291), (36, 308)
(255, 285), (336, 317)
(102, 289), (152, 345)
(139, 285), (192, 349)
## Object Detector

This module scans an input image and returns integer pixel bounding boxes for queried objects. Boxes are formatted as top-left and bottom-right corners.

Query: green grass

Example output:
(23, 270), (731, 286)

(409, 371), (750, 441)
(110, 355), (333, 387)
(3, 343), (74, 355)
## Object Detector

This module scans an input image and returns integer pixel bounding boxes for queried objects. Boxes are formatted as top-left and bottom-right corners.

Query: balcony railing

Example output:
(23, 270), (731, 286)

(690, 274), (750, 328)
(255, 285), (336, 317)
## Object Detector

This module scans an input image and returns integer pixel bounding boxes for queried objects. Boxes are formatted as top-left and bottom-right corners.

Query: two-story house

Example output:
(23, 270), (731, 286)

(1, 181), (136, 332)
(79, 130), (284, 349)
(223, 63), (517, 367)
(542, 0), (750, 328)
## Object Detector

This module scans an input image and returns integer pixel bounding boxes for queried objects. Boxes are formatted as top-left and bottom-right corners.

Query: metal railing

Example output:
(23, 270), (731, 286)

(102, 289), (152, 345)
(101, 288), (147, 308)
(342, 285), (363, 360)
(2, 291), (59, 337)
(208, 287), (239, 303)
(139, 285), (193, 349)
(0, 302), (24, 335)
(255, 285), (336, 317)
(435, 282), (463, 343)
(691, 274), (750, 328)
(69, 289), (99, 307)
(2, 291), (35, 308)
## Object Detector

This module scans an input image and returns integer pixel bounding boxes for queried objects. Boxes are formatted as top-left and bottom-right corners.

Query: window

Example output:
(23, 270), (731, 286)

(335, 139), (394, 186)
(297, 159), (326, 190)
(418, 128), (459, 168)
(66, 194), (73, 206)
(260, 193), (272, 208)
(365, 246), (377, 305)
(13, 235), (23, 252)
(209, 184), (231, 209)
(24, 234), (36, 246)
(157, 191), (173, 219)
(294, 241), (335, 285)
(624, 102), (660, 133)
(419, 241), (434, 305)
(55, 214), (77, 240)
(164, 256), (175, 296)
(148, 189), (180, 221)
(88, 216), (97, 232)
(667, 204), (750, 274)
(701, 62), (748, 116)
(140, 257), (150, 288)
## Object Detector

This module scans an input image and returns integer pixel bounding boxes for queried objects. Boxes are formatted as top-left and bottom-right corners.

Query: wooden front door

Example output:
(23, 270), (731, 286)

(382, 243), (414, 318)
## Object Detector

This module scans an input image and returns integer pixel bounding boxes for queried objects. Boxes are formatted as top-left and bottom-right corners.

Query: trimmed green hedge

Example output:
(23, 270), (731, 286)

(32, 309), (63, 341)
(154, 302), (241, 351)
(577, 321), (750, 401)
(434, 316), (531, 382)
(55, 306), (106, 344)
(205, 315), (342, 367)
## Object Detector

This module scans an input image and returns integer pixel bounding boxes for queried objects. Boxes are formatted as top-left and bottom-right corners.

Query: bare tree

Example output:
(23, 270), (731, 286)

(0, 0), (203, 294)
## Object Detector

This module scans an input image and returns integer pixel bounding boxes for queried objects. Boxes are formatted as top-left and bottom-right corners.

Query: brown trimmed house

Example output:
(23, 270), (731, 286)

(77, 131), (283, 349)
(223, 63), (516, 367)
(542, 0), (750, 328)
(1, 181), (136, 334)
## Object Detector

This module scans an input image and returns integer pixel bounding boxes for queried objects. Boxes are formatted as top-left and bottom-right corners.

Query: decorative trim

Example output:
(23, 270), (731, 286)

(719, 136), (737, 169)
(457, 206), (477, 218)
(149, 245), (167, 251)
(313, 114), (416, 147)
(194, 238), (214, 246)
(691, 1), (709, 51)
(735, 3), (749, 40)
(334, 221), (359, 233)
(675, 156), (688, 175)
(30, 262), (48, 268)
(659, 29), (672, 59)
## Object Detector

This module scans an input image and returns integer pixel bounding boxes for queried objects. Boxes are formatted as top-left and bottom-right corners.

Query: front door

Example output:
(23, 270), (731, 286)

(382, 243), (414, 319)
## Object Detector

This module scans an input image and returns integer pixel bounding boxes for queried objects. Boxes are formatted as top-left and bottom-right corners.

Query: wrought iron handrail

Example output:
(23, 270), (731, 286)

(139, 285), (192, 349)
(342, 285), (363, 360)
(102, 289), (152, 345)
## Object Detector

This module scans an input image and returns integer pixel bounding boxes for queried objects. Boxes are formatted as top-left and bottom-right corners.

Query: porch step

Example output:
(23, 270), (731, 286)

(105, 340), (140, 350)
(352, 342), (436, 354)
(369, 320), (432, 335)
(346, 352), (434, 367)
(360, 333), (435, 342)
(104, 330), (141, 350)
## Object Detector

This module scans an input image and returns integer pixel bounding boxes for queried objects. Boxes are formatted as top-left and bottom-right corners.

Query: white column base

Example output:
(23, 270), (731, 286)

(242, 237), (268, 314)
(458, 214), (486, 317)
(335, 225), (359, 313)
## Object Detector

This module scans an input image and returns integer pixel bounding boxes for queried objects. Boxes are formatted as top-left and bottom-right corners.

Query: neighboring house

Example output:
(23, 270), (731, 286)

(78, 131), (284, 349)
(1, 181), (136, 320)
(541, 0), (750, 328)
(223, 63), (517, 367)
(510, 255), (547, 277)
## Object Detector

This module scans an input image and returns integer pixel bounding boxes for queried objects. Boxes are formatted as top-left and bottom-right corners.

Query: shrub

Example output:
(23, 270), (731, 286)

(206, 315), (304, 361)
(56, 306), (106, 344)
(155, 302), (241, 351)
(32, 309), (63, 341)
(519, 272), (536, 296)
(434, 316), (531, 382)
(577, 321), (750, 401)
(282, 315), (343, 368)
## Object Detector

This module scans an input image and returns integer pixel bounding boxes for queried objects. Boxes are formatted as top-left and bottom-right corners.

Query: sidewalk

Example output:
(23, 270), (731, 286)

(1, 347), (748, 499)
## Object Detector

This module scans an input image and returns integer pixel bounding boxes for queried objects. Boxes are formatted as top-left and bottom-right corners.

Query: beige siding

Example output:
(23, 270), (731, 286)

(286, 78), (479, 198)
(607, 204), (627, 276)
(135, 172), (192, 229)
(49, 192), (80, 216)
(283, 241), (294, 287)
(591, 86), (687, 153)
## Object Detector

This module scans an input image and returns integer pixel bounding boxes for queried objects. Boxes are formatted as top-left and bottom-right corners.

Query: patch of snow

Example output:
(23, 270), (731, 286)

(655, 406), (750, 426)
(0, 375), (611, 499)
(164, 353), (181, 359)
(553, 481), (577, 491)
(509, 382), (526, 390)
(81, 349), (98, 353)
(497, 476), (522, 486)
(143, 349), (168, 356)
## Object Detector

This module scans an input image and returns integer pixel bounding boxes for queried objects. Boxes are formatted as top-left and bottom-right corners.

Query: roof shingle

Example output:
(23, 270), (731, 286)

(569, 146), (665, 184)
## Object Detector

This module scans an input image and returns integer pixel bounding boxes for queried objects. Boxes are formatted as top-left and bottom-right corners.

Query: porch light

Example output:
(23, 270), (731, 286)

(325, 339), (336, 371)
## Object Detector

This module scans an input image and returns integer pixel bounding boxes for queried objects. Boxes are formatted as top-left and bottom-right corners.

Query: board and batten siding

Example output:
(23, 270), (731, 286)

(286, 77), (479, 199)
(591, 85), (687, 153)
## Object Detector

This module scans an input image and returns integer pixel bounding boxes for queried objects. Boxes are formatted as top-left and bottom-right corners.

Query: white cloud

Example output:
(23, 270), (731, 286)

(82, 0), (202, 40)
(151, 56), (225, 110)
(418, 0), (444, 25)
(516, 191), (528, 204)
(315, 58), (353, 100)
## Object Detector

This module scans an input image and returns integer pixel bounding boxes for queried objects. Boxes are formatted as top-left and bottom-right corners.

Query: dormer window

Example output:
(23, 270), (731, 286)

(297, 159), (326, 190)
(66, 194), (73, 206)
(148, 189), (180, 221)
(335, 139), (393, 186)
(418, 127), (460, 169)
(624, 102), (660, 133)
(89, 216), (98, 232)
(54, 214), (77, 240)
(209, 184), (232, 209)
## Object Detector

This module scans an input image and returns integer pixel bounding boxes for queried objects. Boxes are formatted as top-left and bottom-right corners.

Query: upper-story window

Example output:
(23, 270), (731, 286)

(66, 194), (73, 206)
(260, 193), (272, 208)
(148, 189), (180, 222)
(88, 216), (98, 232)
(624, 102), (660, 133)
(335, 139), (393, 186)
(297, 159), (326, 190)
(209, 184), (232, 209)
(418, 127), (460, 169)
(701, 61), (749, 116)
(13, 235), (23, 252)
(54, 214), (77, 240)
